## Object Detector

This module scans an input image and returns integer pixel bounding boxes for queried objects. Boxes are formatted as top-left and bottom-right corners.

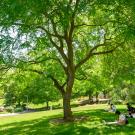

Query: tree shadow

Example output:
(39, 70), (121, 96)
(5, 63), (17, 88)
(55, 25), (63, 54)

(0, 109), (135, 135)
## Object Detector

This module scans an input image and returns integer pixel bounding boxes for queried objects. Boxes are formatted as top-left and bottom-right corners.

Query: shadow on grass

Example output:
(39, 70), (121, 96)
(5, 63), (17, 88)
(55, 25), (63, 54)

(0, 109), (135, 135)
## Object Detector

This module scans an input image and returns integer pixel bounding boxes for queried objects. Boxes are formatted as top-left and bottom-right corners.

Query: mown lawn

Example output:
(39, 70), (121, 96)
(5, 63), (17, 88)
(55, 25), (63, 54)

(0, 104), (135, 135)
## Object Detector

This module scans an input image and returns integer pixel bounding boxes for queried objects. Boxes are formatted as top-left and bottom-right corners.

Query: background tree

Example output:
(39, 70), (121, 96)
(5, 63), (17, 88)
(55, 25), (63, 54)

(3, 69), (61, 109)
(24, 75), (61, 109)
(100, 35), (135, 103)
(0, 0), (135, 121)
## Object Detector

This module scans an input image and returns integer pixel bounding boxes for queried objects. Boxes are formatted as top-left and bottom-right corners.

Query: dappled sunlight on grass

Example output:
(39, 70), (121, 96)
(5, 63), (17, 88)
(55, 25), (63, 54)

(0, 105), (135, 135)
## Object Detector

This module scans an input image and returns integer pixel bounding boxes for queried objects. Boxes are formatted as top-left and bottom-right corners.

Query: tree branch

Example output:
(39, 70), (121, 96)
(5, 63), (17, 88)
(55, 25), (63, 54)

(22, 69), (44, 75)
(14, 65), (66, 95)
(49, 75), (65, 95)
(75, 43), (106, 70)
(93, 50), (113, 55)
(56, 58), (68, 75)
(15, 55), (68, 76)
(68, 0), (80, 40)
(49, 37), (69, 65)
(75, 41), (125, 70)
(36, 25), (64, 39)
(92, 44), (120, 56)
(74, 20), (122, 28)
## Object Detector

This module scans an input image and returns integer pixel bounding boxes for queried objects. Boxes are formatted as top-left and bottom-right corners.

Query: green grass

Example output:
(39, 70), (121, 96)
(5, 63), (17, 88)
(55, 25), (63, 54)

(0, 104), (135, 135)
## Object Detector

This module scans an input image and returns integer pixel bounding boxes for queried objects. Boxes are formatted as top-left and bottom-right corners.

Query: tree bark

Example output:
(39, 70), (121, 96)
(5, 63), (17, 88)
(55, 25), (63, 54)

(95, 92), (99, 103)
(103, 91), (107, 99)
(88, 94), (93, 104)
(46, 101), (49, 109)
(62, 66), (75, 121)
(63, 92), (73, 121)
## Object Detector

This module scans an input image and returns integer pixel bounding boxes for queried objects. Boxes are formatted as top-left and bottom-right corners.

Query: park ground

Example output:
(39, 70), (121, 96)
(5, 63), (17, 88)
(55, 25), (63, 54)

(0, 104), (135, 135)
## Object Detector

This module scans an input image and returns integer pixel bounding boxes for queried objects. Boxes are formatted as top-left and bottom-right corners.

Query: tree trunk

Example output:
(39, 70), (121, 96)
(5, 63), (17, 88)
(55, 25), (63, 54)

(88, 94), (93, 104)
(103, 91), (107, 99)
(62, 67), (75, 121)
(46, 101), (49, 109)
(95, 92), (99, 103)
(63, 92), (73, 121)
(49, 70), (75, 121)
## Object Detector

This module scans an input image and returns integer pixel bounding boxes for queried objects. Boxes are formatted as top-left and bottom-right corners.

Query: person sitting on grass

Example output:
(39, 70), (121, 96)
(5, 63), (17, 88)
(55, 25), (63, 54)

(110, 104), (116, 112)
(105, 103), (116, 113)
(127, 103), (135, 118)
(103, 110), (128, 125)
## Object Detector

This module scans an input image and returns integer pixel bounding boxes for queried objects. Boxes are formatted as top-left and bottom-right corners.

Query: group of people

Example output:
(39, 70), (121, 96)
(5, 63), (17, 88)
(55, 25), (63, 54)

(103, 102), (135, 125)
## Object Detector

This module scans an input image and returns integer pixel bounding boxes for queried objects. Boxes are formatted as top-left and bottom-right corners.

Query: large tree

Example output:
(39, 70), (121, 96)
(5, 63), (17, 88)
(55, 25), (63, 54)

(0, 0), (134, 121)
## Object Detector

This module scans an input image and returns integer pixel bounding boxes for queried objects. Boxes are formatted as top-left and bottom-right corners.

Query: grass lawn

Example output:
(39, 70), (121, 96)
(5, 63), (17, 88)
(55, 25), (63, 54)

(0, 104), (135, 135)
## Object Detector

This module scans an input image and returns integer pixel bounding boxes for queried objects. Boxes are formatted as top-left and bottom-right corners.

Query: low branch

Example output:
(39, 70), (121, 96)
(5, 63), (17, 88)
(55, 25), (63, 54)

(21, 67), (66, 95)
(49, 75), (65, 95)
(30, 56), (67, 75)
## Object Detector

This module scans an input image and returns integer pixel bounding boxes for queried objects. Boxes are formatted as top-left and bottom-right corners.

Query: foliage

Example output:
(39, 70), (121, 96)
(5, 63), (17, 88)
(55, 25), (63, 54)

(14, 107), (23, 112)
(5, 106), (14, 113)
(0, 0), (135, 120)
(24, 75), (61, 106)
(3, 70), (61, 108)
(100, 40), (135, 103)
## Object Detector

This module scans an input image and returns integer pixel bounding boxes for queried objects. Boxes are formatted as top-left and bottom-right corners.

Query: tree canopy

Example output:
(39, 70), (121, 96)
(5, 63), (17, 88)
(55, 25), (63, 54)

(0, 0), (135, 121)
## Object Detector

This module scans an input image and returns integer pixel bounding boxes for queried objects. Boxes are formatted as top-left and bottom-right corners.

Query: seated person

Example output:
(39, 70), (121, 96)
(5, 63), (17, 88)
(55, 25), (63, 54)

(127, 103), (135, 118)
(105, 103), (116, 112)
(110, 104), (116, 112)
(103, 110), (128, 125)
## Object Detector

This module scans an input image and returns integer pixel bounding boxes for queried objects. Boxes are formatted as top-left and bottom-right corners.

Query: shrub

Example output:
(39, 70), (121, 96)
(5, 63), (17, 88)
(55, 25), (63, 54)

(5, 106), (14, 113)
(22, 104), (27, 110)
(14, 107), (23, 112)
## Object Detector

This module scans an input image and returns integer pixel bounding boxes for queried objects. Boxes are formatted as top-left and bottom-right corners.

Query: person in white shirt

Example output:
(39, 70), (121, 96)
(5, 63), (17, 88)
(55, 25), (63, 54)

(105, 103), (116, 113)
(110, 104), (116, 112)
(103, 110), (128, 125)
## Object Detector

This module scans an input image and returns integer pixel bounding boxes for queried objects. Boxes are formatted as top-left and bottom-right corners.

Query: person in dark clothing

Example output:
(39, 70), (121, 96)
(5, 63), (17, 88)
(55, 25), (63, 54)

(127, 103), (135, 118)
